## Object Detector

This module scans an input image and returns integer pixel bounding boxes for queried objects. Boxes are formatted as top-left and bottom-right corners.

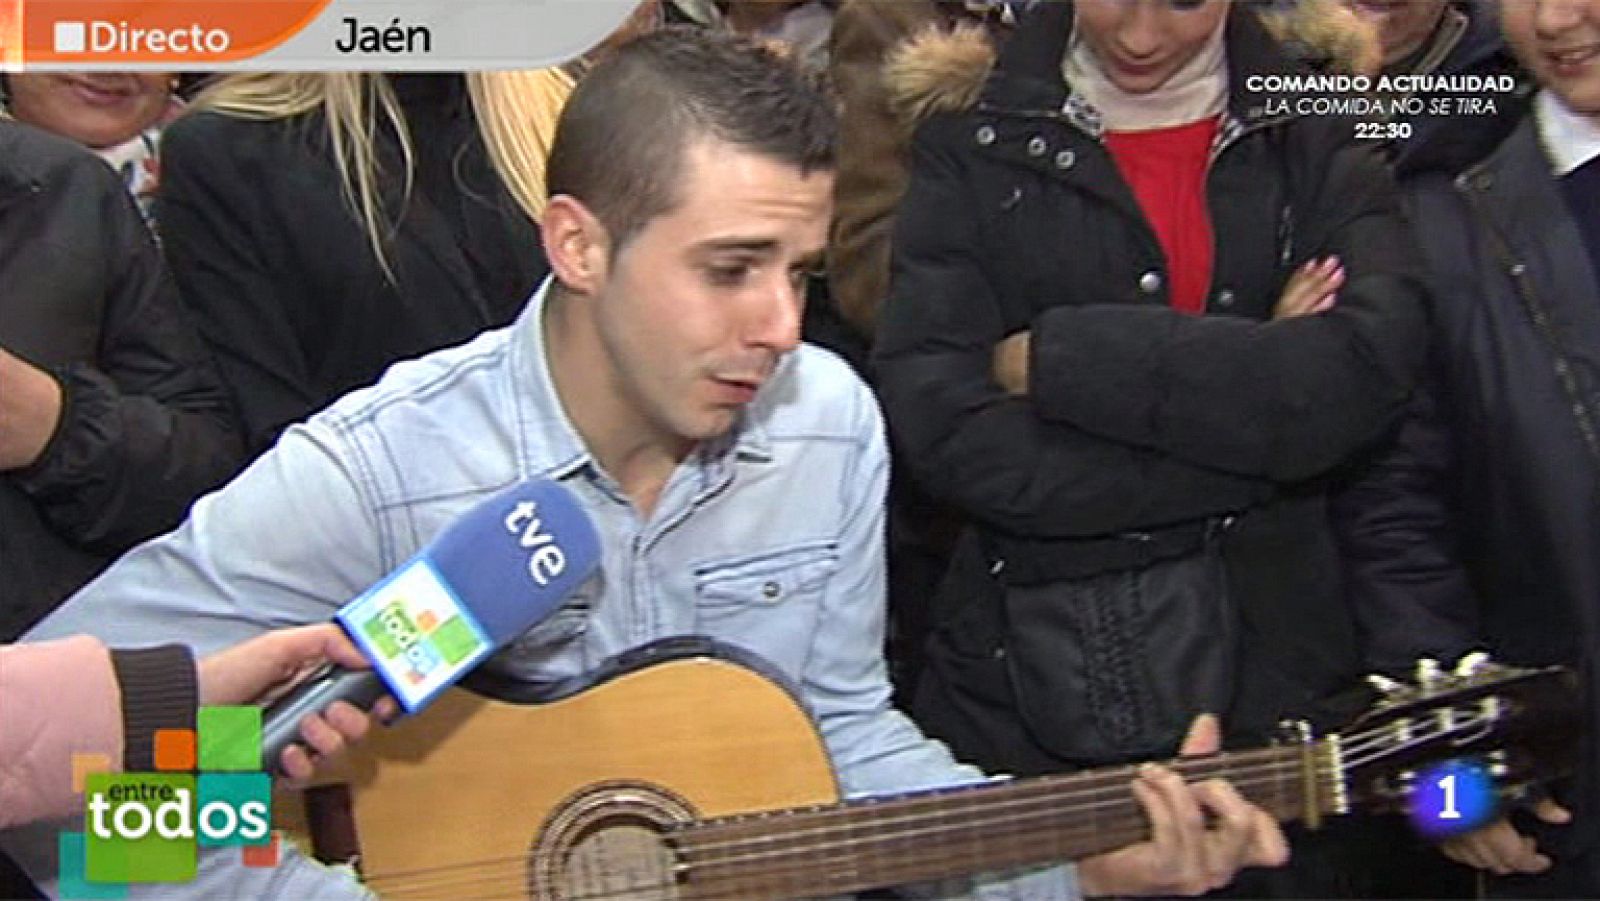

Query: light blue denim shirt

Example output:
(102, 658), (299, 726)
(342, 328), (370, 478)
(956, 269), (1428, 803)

(7, 282), (1079, 900)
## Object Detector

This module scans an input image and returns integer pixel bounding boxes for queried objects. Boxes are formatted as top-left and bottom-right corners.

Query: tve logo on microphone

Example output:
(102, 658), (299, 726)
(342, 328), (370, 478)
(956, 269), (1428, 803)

(505, 498), (566, 585)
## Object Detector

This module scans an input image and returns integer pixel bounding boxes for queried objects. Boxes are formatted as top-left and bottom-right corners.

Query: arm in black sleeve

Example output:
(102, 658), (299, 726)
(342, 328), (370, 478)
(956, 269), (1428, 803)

(1330, 378), (1480, 675)
(11, 160), (243, 552)
(873, 116), (1273, 539)
(1027, 129), (1429, 482)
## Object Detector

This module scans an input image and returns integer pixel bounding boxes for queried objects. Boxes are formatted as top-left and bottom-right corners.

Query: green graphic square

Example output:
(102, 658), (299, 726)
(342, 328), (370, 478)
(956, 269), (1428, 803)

(57, 832), (126, 900)
(84, 774), (195, 884)
(199, 706), (260, 772)
(197, 773), (272, 848)
(431, 615), (480, 665)
(363, 614), (400, 657)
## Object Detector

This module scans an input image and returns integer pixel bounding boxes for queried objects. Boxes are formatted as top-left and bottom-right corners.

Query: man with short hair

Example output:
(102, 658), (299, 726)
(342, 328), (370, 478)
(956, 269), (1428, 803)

(6, 29), (1286, 899)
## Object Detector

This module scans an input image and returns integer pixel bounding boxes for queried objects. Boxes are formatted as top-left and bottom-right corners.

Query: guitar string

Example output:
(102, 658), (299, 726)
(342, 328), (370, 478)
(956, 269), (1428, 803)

(362, 761), (1306, 897)
(368, 814), (1208, 901)
(671, 715), (1473, 860)
(358, 753), (1296, 886)
(361, 717), (1482, 898)
(371, 815), (1204, 901)
(360, 728), (1431, 898)
(374, 818), (1154, 901)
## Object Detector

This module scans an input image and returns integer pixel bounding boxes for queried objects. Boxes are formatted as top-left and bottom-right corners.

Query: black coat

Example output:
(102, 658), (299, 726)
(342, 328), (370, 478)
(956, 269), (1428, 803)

(156, 75), (548, 457)
(873, 1), (1428, 772)
(0, 122), (242, 640)
(1337, 116), (1600, 881)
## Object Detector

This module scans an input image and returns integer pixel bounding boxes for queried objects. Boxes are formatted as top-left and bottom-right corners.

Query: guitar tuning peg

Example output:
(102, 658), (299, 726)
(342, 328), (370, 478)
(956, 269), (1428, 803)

(1416, 658), (1443, 687)
(1455, 651), (1492, 677)
(1367, 673), (1406, 695)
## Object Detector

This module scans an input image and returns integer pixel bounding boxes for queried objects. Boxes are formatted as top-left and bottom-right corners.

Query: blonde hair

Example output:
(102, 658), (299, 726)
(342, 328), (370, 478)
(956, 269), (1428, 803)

(193, 71), (573, 275)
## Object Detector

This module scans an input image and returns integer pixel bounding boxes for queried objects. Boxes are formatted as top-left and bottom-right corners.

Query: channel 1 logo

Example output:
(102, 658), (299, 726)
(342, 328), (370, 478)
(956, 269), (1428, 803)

(1410, 759), (1497, 839)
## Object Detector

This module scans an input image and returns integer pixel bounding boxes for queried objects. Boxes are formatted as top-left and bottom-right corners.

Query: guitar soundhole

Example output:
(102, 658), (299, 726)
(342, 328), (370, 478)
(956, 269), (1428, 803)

(529, 781), (697, 901)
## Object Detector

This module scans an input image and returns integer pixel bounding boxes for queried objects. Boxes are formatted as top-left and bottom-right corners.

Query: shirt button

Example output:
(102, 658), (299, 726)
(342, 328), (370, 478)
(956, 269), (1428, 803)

(1215, 289), (1236, 308)
(1055, 150), (1076, 169)
(1027, 136), (1048, 156)
(1139, 271), (1164, 294)
(761, 581), (781, 600)
(975, 125), (997, 146)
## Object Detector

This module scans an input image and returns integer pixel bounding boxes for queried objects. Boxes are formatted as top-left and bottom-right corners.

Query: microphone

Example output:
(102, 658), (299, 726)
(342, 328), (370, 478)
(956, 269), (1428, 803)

(259, 478), (601, 774)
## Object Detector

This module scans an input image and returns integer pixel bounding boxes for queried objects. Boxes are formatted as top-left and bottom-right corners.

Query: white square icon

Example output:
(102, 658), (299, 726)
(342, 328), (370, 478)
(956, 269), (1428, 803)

(54, 21), (86, 53)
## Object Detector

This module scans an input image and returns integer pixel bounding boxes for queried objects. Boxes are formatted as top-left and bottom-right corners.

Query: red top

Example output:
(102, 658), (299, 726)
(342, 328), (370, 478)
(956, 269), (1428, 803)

(1103, 117), (1220, 316)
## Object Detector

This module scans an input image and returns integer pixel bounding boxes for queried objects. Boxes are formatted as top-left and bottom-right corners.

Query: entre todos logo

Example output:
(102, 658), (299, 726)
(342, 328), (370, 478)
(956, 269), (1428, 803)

(60, 707), (278, 899)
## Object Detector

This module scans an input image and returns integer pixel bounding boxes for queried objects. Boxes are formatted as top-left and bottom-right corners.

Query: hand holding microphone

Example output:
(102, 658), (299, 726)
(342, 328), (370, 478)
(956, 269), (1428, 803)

(197, 624), (399, 784)
(259, 479), (601, 777)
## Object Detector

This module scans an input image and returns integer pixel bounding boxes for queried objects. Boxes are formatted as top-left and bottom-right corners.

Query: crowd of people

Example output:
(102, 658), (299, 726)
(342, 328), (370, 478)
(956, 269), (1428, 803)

(3, 0), (1598, 898)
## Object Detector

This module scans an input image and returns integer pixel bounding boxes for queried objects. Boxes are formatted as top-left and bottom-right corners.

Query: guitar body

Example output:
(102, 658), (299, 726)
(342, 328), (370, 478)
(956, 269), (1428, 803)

(278, 643), (839, 900)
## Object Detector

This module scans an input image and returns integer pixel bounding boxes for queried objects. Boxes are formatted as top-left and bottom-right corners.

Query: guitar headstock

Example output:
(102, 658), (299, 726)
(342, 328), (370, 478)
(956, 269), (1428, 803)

(1331, 654), (1580, 828)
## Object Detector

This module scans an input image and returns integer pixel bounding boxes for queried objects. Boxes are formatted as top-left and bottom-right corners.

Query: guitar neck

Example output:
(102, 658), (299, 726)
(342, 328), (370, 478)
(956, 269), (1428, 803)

(676, 744), (1334, 900)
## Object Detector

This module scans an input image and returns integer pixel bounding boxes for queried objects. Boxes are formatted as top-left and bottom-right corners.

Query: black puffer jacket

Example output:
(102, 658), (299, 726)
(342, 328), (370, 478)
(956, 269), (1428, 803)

(0, 121), (242, 640)
(873, 0), (1427, 772)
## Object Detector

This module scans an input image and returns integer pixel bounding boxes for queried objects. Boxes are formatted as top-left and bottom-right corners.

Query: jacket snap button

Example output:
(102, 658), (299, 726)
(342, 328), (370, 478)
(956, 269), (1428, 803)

(1027, 136), (1048, 156)
(761, 581), (781, 599)
(1216, 289), (1236, 307)
(1139, 271), (1164, 294)
(1054, 150), (1076, 169)
(975, 126), (997, 146)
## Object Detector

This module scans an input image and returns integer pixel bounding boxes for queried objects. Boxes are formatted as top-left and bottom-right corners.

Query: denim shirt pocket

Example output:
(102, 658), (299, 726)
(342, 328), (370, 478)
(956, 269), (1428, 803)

(693, 541), (838, 676)
(488, 582), (594, 687)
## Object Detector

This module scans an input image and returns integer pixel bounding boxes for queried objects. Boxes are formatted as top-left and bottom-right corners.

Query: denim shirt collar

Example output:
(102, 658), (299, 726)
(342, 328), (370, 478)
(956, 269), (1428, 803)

(506, 279), (774, 489)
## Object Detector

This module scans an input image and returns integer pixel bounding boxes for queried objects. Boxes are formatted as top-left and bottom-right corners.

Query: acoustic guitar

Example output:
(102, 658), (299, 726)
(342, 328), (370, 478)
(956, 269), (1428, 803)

(277, 637), (1578, 900)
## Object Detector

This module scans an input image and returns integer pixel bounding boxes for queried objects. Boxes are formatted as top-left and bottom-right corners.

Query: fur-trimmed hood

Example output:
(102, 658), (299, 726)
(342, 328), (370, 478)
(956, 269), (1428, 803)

(885, 0), (1381, 128)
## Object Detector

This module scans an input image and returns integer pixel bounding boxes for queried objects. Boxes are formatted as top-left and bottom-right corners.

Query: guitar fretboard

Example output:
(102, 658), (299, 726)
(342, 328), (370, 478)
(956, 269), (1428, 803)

(673, 745), (1321, 900)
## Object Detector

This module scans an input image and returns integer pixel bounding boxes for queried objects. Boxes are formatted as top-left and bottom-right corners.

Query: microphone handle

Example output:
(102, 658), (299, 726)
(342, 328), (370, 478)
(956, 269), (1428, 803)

(260, 666), (392, 777)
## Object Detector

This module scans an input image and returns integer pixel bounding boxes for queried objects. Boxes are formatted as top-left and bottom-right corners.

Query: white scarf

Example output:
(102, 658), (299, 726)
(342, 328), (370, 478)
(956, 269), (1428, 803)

(1063, 11), (1229, 132)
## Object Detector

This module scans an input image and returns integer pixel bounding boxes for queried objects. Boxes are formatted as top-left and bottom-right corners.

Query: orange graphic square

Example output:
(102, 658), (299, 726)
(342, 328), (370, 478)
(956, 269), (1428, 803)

(70, 753), (112, 793)
(0, 1), (18, 71)
(154, 728), (196, 771)
(416, 610), (438, 632)
(241, 832), (281, 868)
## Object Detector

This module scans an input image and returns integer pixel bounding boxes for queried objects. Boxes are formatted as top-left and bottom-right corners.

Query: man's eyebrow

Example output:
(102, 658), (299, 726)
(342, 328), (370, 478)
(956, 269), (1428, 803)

(792, 251), (826, 271)
(695, 239), (780, 255)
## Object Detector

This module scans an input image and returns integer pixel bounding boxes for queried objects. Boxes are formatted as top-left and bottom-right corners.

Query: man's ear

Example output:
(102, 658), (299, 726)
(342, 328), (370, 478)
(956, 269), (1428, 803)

(541, 195), (612, 296)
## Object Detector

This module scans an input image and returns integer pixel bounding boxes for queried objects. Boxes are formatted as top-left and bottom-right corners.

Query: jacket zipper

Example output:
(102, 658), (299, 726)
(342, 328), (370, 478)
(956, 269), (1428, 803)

(1462, 181), (1600, 466)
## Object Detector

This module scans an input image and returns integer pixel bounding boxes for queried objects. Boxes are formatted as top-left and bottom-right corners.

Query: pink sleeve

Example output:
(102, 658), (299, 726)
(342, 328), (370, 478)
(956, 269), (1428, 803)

(0, 636), (124, 828)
